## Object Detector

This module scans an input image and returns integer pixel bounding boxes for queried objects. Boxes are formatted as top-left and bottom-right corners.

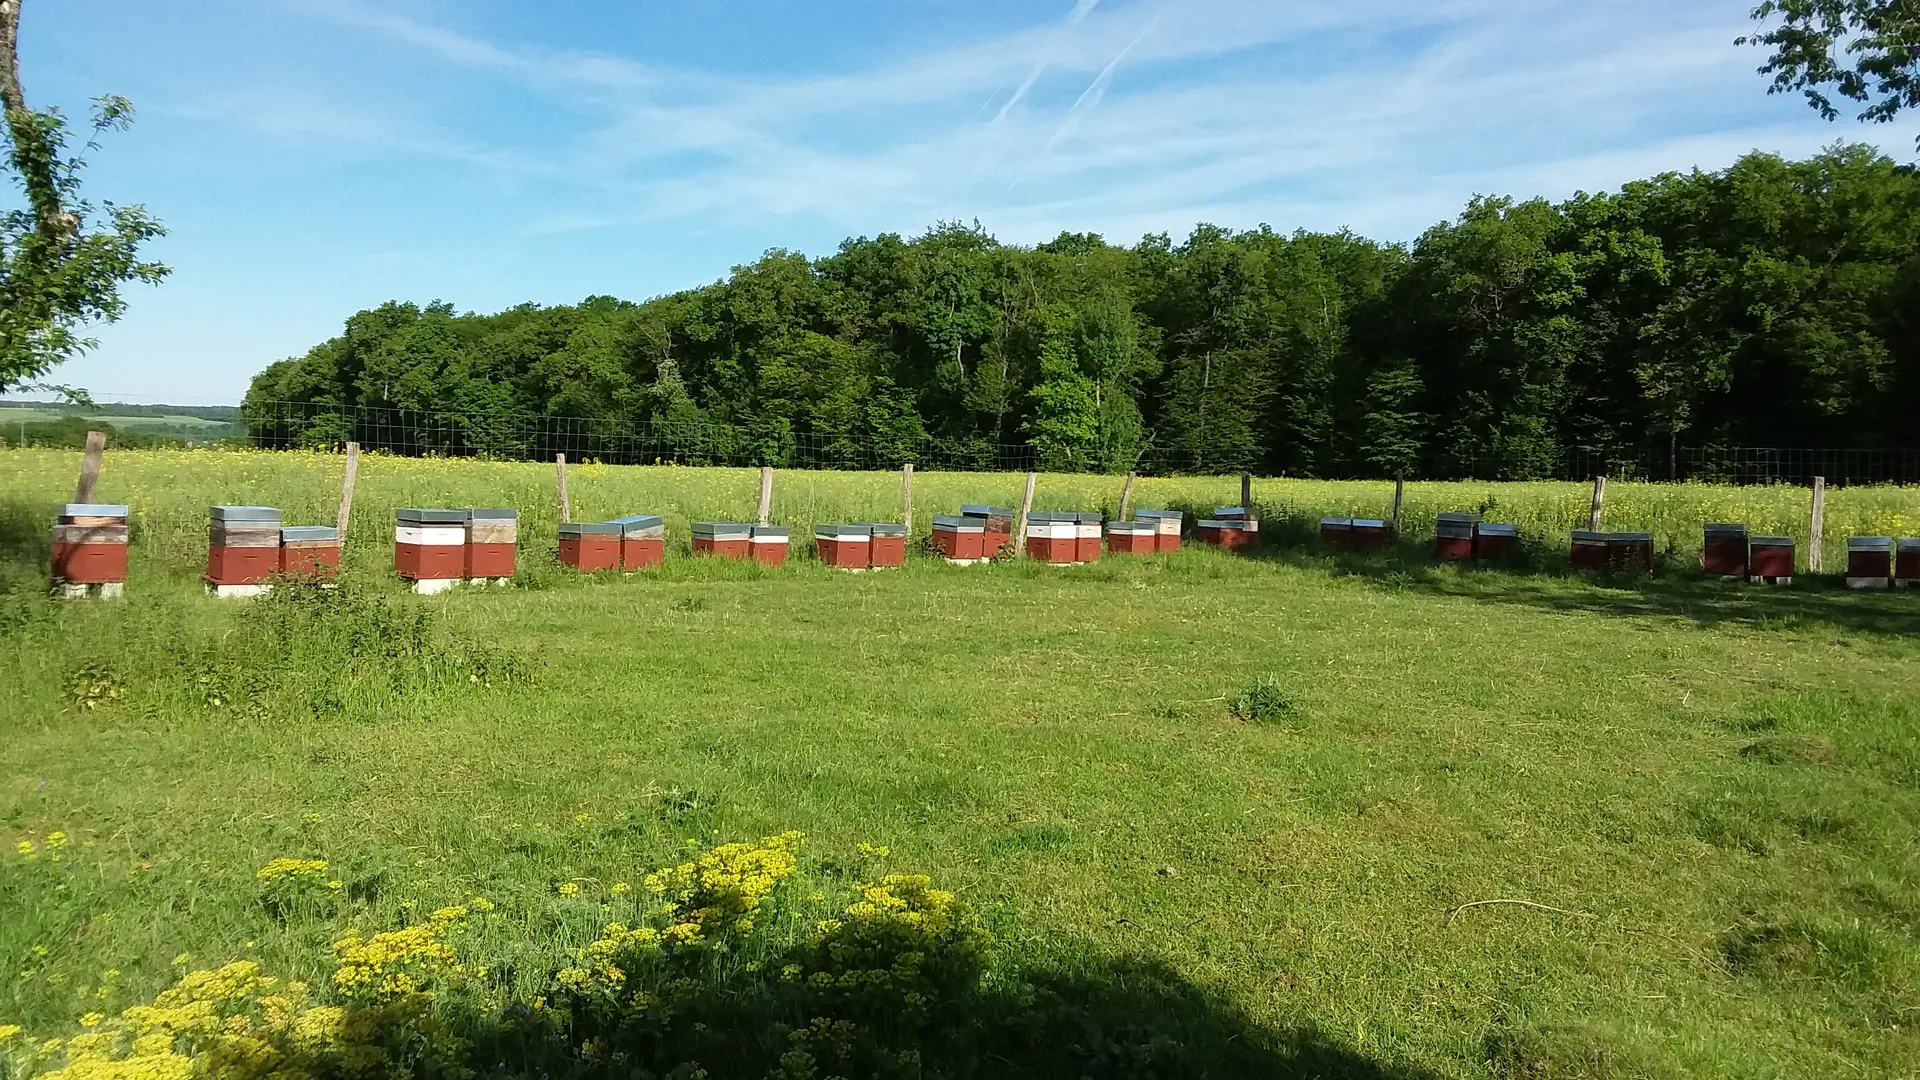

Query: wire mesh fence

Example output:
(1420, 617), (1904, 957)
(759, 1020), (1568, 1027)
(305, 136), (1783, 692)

(224, 399), (1920, 485)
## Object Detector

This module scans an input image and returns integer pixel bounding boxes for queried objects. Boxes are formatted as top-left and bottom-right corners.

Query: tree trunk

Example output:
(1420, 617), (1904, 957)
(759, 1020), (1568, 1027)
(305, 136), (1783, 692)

(0, 0), (76, 243)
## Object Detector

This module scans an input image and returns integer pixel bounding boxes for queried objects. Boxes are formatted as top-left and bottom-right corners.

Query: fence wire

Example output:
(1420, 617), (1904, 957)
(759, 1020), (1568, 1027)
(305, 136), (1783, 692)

(228, 399), (1920, 485)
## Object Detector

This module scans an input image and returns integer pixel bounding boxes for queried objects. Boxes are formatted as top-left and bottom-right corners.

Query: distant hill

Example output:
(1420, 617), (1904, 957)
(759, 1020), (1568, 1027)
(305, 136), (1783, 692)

(0, 400), (239, 422)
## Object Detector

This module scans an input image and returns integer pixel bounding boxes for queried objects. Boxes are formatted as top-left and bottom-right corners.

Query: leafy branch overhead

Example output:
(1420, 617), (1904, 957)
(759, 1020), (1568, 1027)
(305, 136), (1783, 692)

(0, 0), (168, 392)
(1742, 0), (1920, 148)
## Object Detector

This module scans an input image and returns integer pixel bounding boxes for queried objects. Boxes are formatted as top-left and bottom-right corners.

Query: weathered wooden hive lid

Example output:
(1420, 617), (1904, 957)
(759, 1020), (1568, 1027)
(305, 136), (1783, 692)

(1351, 518), (1388, 529)
(1571, 530), (1607, 542)
(815, 524), (871, 538)
(468, 508), (518, 522)
(280, 525), (339, 542)
(608, 514), (664, 530)
(1476, 523), (1519, 536)
(692, 521), (750, 536)
(1848, 536), (1893, 551)
(1437, 512), (1482, 524)
(1320, 517), (1353, 528)
(1750, 535), (1794, 546)
(750, 524), (790, 539)
(858, 522), (907, 537)
(559, 521), (623, 536)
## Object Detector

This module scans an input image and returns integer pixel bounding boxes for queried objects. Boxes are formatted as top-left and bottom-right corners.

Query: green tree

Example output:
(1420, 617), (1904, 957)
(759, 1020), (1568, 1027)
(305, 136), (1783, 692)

(0, 0), (168, 391)
(1024, 304), (1099, 470)
(1741, 0), (1920, 150)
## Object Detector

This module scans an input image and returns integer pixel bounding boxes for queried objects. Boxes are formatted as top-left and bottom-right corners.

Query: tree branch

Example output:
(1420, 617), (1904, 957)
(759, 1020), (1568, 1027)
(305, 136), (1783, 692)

(0, 0), (77, 244)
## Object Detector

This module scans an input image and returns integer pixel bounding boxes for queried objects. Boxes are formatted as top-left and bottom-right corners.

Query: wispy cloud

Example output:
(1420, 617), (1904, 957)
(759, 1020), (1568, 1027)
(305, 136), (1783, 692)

(253, 0), (1909, 245)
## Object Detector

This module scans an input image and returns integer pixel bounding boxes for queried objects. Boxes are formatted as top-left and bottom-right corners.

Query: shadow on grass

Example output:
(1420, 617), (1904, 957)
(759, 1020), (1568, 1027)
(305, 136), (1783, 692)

(1236, 508), (1920, 639)
(0, 495), (55, 591)
(464, 951), (1433, 1080)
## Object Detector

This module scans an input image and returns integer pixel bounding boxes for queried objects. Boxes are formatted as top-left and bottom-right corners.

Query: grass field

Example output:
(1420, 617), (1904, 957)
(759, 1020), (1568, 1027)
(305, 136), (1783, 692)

(3, 448), (1920, 1078)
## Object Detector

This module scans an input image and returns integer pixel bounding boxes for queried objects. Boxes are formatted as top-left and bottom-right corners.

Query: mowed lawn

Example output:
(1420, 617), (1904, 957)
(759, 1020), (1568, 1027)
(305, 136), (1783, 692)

(3, 449), (1920, 1078)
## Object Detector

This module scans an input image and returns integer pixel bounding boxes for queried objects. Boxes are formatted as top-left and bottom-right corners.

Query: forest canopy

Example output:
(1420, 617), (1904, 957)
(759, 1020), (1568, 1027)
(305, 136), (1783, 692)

(245, 145), (1920, 479)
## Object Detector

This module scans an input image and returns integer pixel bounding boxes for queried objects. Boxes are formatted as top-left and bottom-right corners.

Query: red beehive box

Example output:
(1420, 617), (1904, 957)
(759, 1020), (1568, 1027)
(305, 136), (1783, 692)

(1846, 537), (1892, 587)
(692, 522), (751, 559)
(466, 509), (518, 579)
(52, 506), (130, 586)
(1570, 531), (1609, 571)
(933, 515), (986, 561)
(1107, 520), (1156, 554)
(1135, 510), (1182, 552)
(861, 523), (907, 567)
(962, 506), (1014, 559)
(815, 525), (871, 569)
(1750, 536), (1795, 580)
(1435, 513), (1478, 561)
(1474, 523), (1519, 561)
(1072, 514), (1103, 563)
(1606, 532), (1654, 573)
(559, 522), (621, 572)
(1199, 519), (1248, 550)
(750, 524), (790, 567)
(1703, 524), (1749, 577)
(280, 543), (340, 579)
(1898, 538), (1920, 584)
(607, 515), (664, 571)
(208, 507), (284, 585)
(51, 541), (128, 584)
(1350, 519), (1393, 550)
(1320, 518), (1353, 548)
(396, 510), (468, 581)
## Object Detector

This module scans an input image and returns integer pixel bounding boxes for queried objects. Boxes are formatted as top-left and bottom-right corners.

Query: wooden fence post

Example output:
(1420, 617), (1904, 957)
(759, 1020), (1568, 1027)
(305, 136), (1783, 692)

(756, 466), (774, 524)
(1240, 471), (1252, 518)
(1809, 476), (1826, 574)
(1118, 471), (1137, 522)
(556, 453), (571, 524)
(902, 463), (914, 533)
(73, 430), (107, 503)
(1588, 475), (1607, 532)
(1391, 472), (1405, 535)
(1013, 471), (1037, 557)
(336, 441), (360, 548)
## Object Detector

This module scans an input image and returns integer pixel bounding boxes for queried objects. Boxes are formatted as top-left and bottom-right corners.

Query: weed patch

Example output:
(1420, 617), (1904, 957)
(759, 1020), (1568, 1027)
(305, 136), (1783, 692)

(1228, 674), (1299, 724)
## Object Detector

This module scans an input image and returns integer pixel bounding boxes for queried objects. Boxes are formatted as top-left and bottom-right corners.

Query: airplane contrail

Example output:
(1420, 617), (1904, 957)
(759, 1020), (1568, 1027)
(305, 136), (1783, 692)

(1044, 9), (1161, 150)
(991, 0), (1101, 124)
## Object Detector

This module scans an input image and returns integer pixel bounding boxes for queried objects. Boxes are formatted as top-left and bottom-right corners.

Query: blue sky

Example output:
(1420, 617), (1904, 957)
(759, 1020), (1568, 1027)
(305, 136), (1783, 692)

(13, 0), (1914, 404)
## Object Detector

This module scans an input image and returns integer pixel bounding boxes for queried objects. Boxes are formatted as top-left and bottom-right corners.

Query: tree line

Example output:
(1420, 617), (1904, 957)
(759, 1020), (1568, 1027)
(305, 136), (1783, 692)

(242, 145), (1920, 478)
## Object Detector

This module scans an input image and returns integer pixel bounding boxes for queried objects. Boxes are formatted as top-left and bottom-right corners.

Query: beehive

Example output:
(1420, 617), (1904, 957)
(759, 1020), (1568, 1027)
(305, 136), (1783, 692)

(1749, 536), (1795, 582)
(609, 514), (665, 571)
(1435, 513), (1479, 562)
(1473, 523), (1519, 562)
(1215, 507), (1259, 541)
(396, 509), (468, 585)
(1106, 520), (1157, 555)
(207, 506), (283, 587)
(52, 503), (130, 589)
(1703, 523), (1749, 578)
(466, 508), (518, 580)
(1134, 509), (1183, 552)
(750, 524), (790, 567)
(1569, 530), (1609, 571)
(1199, 519), (1248, 551)
(559, 521), (622, 572)
(279, 525), (340, 581)
(1607, 532), (1654, 574)
(861, 522), (907, 568)
(962, 505), (1015, 558)
(1350, 518), (1393, 550)
(815, 524), (872, 569)
(1320, 517), (1353, 548)
(1898, 538), (1920, 586)
(1073, 513), (1104, 563)
(692, 521), (751, 560)
(1846, 536), (1893, 588)
(933, 514), (987, 562)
